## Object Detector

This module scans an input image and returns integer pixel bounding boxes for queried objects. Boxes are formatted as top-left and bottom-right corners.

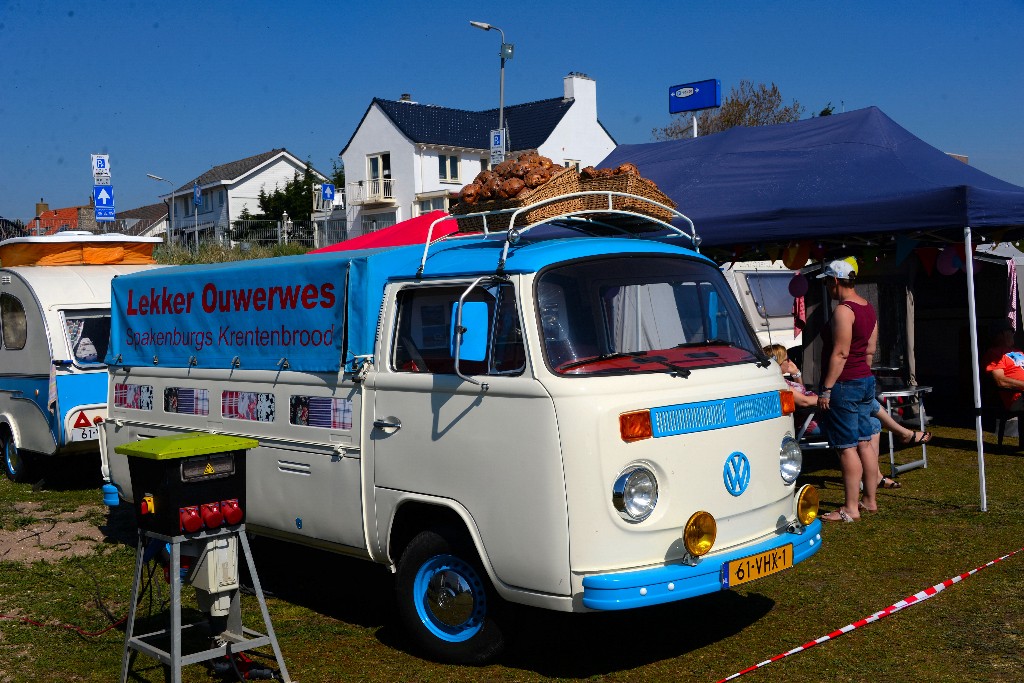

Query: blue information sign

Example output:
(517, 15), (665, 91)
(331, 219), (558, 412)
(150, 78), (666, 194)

(193, 184), (201, 206)
(321, 184), (335, 203)
(669, 78), (721, 114)
(94, 185), (116, 222)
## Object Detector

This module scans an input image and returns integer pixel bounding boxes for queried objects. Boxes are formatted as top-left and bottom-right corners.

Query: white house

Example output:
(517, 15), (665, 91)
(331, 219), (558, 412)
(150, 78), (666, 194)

(153, 148), (328, 242)
(340, 73), (617, 235)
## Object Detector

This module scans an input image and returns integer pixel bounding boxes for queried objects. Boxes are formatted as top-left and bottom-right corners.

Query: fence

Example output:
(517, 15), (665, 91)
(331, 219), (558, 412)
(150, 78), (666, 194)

(13, 217), (350, 252)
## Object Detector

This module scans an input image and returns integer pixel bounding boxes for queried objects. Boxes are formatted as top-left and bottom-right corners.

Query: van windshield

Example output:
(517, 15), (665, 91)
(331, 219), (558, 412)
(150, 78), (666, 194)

(536, 256), (761, 375)
(63, 311), (111, 367)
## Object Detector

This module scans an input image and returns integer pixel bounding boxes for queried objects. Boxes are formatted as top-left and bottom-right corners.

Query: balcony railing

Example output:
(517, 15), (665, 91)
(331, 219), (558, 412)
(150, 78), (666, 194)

(348, 178), (395, 205)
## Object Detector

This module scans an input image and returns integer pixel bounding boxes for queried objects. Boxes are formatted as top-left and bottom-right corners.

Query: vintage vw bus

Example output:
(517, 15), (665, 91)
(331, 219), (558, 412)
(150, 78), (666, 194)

(102, 195), (821, 663)
(0, 232), (162, 481)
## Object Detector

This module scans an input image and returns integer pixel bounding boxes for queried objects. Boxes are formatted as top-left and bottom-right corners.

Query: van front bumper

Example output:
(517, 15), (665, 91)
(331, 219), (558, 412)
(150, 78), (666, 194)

(581, 518), (822, 610)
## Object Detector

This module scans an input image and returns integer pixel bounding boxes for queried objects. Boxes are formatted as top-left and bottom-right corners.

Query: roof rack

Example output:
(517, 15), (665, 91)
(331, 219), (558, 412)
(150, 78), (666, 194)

(417, 190), (699, 276)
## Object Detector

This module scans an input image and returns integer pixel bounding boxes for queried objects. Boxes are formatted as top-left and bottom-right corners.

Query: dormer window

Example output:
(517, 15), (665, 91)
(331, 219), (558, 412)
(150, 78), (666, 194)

(439, 154), (460, 183)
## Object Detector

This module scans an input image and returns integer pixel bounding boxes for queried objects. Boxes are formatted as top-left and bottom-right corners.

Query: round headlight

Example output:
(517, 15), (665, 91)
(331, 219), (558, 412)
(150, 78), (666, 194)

(683, 510), (717, 557)
(796, 484), (819, 526)
(612, 466), (659, 522)
(779, 435), (802, 484)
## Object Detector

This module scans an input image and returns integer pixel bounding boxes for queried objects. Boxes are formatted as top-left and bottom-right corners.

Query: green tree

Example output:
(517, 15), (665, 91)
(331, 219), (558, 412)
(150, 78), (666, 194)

(653, 80), (805, 140)
(232, 163), (328, 242)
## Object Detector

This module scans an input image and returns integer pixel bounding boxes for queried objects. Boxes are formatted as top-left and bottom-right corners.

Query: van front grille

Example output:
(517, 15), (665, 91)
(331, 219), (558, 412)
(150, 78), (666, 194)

(651, 391), (781, 437)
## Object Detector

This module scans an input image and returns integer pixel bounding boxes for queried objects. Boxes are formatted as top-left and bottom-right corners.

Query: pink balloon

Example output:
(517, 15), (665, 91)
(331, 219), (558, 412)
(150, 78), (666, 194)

(788, 273), (809, 297)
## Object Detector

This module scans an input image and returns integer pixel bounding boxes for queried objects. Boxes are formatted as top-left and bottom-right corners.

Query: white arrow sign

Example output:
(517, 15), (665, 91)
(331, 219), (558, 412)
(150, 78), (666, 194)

(96, 188), (112, 205)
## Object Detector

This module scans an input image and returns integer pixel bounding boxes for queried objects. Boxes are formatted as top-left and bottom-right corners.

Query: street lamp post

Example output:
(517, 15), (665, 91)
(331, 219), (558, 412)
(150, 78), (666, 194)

(470, 21), (513, 164)
(147, 173), (176, 247)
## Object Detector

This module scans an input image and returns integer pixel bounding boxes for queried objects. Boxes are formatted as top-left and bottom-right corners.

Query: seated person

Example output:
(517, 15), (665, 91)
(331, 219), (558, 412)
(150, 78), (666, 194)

(763, 344), (931, 449)
(984, 320), (1024, 410)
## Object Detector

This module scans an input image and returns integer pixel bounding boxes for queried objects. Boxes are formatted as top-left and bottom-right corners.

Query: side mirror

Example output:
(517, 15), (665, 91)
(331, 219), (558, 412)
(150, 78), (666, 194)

(451, 301), (489, 362)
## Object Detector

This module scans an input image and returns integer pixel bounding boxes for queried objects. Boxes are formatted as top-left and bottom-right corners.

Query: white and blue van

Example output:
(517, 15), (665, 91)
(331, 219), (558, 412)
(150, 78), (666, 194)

(102, 194), (821, 663)
(0, 232), (162, 481)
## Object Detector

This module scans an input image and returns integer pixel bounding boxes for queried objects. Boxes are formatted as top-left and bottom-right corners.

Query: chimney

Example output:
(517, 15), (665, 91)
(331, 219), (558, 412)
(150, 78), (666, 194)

(35, 198), (49, 216)
(399, 93), (412, 102)
(563, 72), (597, 118)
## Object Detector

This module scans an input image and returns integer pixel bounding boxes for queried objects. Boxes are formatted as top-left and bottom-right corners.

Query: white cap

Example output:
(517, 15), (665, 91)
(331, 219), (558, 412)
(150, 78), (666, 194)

(816, 257), (858, 280)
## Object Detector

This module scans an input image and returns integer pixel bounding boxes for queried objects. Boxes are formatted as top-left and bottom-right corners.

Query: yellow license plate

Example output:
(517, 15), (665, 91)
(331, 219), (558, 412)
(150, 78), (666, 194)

(722, 544), (793, 588)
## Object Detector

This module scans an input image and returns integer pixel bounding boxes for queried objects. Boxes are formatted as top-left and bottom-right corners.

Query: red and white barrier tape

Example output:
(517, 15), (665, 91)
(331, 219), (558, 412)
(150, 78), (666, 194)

(716, 545), (1024, 682)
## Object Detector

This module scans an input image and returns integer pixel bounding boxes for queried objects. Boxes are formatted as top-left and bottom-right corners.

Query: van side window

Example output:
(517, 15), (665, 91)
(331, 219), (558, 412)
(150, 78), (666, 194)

(164, 388), (210, 415)
(222, 391), (275, 422)
(393, 284), (525, 375)
(64, 312), (111, 365)
(114, 383), (154, 410)
(0, 293), (27, 350)
(289, 396), (353, 429)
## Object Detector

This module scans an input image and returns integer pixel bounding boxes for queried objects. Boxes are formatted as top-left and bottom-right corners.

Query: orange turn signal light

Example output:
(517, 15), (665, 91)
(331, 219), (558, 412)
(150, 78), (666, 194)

(779, 390), (796, 416)
(620, 410), (653, 442)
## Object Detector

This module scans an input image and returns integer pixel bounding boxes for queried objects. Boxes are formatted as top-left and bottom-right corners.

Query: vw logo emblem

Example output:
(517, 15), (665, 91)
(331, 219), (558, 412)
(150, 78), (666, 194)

(723, 452), (751, 496)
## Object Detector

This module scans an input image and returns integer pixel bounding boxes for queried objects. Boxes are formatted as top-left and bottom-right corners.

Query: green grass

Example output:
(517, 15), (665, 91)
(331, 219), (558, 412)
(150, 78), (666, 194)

(1, 426), (1022, 682)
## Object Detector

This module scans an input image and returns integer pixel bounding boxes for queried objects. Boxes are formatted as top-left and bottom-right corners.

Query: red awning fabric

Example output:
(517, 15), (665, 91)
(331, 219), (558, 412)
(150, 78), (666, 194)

(310, 210), (459, 253)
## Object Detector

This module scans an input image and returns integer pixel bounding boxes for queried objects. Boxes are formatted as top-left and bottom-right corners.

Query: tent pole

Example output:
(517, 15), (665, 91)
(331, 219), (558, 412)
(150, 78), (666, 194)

(964, 225), (987, 511)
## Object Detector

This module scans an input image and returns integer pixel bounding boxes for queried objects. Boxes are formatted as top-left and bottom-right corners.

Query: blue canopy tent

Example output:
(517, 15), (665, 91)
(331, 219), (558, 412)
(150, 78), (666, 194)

(602, 106), (1024, 510)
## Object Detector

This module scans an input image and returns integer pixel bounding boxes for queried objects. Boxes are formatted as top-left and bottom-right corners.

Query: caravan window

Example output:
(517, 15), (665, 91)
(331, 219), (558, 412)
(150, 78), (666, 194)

(164, 388), (210, 415)
(0, 293), (26, 350)
(63, 311), (111, 365)
(743, 272), (795, 319)
(392, 283), (525, 375)
(536, 256), (760, 375)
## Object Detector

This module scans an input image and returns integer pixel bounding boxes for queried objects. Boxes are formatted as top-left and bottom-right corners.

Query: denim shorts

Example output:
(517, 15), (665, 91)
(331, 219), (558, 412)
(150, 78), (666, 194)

(825, 375), (877, 449)
(869, 398), (882, 436)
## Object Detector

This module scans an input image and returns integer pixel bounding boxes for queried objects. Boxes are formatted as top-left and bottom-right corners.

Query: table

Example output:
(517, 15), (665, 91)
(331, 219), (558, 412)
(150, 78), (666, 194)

(878, 385), (932, 477)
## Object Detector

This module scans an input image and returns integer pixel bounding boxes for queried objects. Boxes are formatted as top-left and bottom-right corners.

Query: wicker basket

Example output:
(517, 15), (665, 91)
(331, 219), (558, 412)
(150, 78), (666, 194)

(579, 172), (677, 222)
(450, 165), (583, 233)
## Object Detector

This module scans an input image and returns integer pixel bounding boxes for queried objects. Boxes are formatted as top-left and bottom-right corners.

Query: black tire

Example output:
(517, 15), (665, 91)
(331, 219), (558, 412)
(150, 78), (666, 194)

(394, 528), (505, 664)
(2, 428), (34, 484)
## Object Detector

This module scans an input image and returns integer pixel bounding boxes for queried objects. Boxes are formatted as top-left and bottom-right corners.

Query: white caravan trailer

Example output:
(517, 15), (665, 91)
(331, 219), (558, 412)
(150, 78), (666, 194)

(103, 195), (821, 663)
(721, 260), (801, 350)
(0, 232), (162, 481)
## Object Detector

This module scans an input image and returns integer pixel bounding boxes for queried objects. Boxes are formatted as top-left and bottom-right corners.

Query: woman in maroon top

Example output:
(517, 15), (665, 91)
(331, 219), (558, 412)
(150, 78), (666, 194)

(816, 258), (879, 522)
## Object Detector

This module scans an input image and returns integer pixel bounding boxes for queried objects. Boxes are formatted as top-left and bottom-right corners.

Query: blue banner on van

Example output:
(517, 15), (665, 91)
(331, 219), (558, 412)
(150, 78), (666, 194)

(107, 257), (348, 372)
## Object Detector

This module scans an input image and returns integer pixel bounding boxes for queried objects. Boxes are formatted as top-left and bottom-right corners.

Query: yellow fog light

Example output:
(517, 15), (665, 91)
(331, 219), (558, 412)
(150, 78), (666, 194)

(683, 510), (717, 557)
(796, 484), (819, 525)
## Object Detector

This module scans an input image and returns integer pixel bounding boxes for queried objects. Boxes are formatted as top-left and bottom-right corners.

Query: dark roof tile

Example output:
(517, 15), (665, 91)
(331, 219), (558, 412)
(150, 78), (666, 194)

(344, 97), (575, 155)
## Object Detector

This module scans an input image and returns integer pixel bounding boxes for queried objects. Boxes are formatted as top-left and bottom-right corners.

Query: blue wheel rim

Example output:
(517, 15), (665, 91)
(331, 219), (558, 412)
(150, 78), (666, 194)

(4, 439), (19, 477)
(412, 553), (486, 643)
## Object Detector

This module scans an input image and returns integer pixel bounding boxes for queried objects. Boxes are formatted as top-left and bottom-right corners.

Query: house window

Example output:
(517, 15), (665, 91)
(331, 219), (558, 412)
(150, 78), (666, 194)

(480, 157), (490, 172)
(439, 154), (460, 182)
(362, 212), (397, 234)
(417, 197), (448, 215)
(368, 153), (391, 181)
(564, 160), (581, 172)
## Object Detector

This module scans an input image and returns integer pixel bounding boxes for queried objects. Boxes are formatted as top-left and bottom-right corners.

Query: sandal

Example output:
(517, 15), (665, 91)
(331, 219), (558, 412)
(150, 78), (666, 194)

(879, 476), (902, 489)
(821, 509), (855, 523)
(900, 430), (932, 445)
(858, 501), (877, 514)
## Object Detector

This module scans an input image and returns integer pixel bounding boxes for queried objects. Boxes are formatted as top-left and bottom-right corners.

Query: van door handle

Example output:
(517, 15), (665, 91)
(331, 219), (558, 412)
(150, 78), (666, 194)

(373, 417), (402, 432)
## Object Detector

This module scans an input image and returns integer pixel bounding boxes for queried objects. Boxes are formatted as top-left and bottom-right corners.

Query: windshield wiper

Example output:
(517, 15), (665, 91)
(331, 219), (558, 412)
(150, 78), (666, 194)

(632, 355), (691, 378)
(558, 351), (646, 371)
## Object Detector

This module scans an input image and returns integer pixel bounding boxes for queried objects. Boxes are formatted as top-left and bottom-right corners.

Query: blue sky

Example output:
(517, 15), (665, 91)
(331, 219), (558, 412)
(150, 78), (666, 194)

(1, 0), (1021, 221)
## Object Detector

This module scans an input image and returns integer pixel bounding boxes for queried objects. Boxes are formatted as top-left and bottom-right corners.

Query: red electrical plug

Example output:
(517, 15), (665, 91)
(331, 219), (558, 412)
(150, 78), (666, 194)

(220, 499), (243, 526)
(179, 506), (203, 533)
(200, 502), (224, 529)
